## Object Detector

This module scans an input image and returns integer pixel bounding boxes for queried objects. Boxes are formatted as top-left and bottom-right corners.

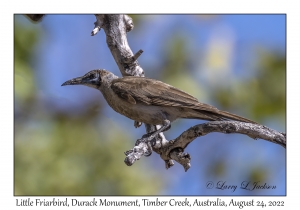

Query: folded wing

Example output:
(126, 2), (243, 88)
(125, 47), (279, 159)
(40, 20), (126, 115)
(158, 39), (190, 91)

(111, 77), (256, 123)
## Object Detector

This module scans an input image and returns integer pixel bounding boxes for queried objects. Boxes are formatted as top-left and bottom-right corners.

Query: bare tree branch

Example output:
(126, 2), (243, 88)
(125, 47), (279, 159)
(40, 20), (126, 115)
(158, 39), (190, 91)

(93, 14), (144, 77)
(125, 121), (286, 171)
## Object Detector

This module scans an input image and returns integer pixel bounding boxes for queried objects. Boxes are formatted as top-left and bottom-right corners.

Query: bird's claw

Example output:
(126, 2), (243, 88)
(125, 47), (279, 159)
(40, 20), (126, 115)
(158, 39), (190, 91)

(135, 133), (156, 156)
(144, 143), (153, 156)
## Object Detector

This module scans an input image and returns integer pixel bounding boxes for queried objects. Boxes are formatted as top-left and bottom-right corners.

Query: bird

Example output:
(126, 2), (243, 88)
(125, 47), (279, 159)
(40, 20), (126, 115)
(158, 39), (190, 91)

(62, 69), (257, 147)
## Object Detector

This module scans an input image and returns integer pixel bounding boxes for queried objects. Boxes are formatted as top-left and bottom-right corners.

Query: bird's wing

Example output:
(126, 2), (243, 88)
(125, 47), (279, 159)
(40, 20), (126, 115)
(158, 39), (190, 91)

(111, 77), (257, 123)
(111, 77), (218, 112)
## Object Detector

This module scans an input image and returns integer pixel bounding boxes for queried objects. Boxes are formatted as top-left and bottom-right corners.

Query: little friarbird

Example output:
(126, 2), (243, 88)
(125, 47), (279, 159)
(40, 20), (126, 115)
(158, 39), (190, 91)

(62, 69), (256, 146)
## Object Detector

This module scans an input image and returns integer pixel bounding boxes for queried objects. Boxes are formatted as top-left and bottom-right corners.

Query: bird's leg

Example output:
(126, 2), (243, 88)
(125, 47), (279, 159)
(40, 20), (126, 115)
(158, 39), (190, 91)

(148, 123), (171, 146)
(136, 120), (171, 156)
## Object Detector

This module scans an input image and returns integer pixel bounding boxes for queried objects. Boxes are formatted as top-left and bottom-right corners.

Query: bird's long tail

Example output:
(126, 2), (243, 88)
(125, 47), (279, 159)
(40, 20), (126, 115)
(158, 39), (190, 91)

(192, 109), (257, 124)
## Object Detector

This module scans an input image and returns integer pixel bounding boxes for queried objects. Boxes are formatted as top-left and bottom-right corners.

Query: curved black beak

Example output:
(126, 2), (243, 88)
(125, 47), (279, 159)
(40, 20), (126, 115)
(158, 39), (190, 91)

(61, 76), (84, 86)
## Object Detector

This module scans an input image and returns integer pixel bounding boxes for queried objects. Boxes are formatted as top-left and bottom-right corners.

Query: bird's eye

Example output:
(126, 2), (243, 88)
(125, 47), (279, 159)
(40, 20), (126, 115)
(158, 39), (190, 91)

(88, 75), (95, 80)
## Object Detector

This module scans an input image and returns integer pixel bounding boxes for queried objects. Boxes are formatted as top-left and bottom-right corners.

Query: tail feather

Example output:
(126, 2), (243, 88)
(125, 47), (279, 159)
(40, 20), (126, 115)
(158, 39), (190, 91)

(195, 109), (257, 124)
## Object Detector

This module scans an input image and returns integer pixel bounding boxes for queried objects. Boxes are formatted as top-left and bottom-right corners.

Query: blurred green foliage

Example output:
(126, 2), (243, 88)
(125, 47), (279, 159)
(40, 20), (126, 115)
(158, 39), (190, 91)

(14, 17), (162, 196)
(160, 36), (203, 98)
(214, 50), (286, 125)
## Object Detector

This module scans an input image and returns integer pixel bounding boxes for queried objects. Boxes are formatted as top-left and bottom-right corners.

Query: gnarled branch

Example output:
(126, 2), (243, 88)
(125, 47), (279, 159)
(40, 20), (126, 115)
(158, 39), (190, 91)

(93, 14), (144, 77)
(125, 121), (286, 171)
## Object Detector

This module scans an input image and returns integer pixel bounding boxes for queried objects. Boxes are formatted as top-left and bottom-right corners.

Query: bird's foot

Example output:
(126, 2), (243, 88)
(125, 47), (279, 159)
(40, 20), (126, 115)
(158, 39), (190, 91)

(137, 132), (157, 145)
(135, 132), (158, 156)
(135, 120), (171, 157)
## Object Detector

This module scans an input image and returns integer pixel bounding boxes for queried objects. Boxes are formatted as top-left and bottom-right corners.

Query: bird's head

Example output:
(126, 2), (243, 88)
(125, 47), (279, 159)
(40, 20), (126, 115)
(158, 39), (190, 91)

(61, 69), (117, 90)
